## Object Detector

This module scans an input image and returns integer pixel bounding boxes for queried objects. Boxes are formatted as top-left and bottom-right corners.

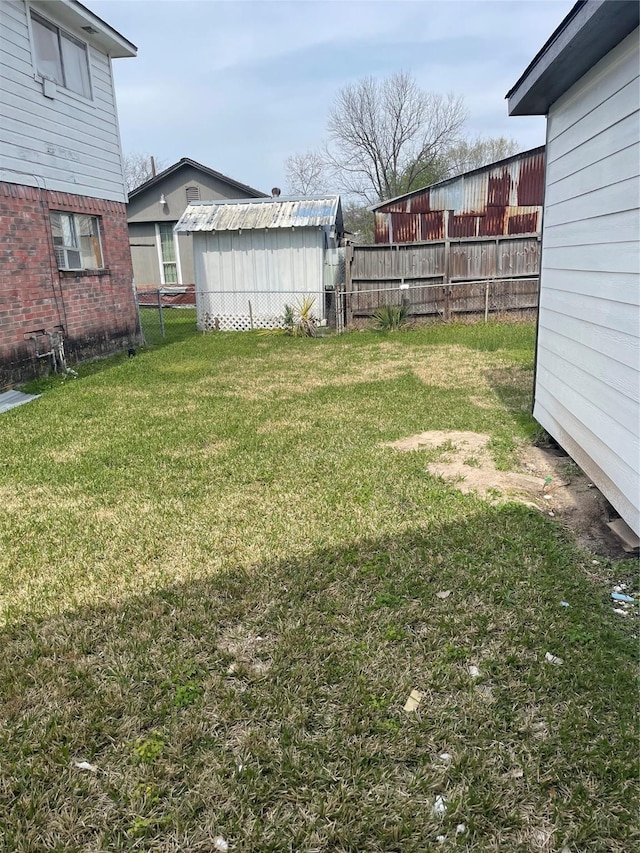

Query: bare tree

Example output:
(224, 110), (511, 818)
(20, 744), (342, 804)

(444, 136), (521, 178)
(123, 152), (166, 193)
(285, 150), (328, 196)
(343, 202), (375, 244)
(325, 73), (467, 204)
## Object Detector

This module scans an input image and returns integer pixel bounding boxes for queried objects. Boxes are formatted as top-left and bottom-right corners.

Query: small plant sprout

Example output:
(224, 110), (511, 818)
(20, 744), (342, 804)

(133, 733), (165, 764)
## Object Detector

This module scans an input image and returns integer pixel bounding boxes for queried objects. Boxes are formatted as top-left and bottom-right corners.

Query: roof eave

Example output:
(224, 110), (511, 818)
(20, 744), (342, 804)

(185, 194), (340, 207)
(507, 0), (639, 116)
(31, 0), (137, 57)
(128, 158), (267, 200)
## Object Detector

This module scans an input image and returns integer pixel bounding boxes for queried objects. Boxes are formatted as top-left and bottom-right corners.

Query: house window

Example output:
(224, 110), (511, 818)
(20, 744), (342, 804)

(157, 223), (179, 284)
(50, 212), (103, 270)
(31, 12), (91, 98)
(186, 186), (200, 203)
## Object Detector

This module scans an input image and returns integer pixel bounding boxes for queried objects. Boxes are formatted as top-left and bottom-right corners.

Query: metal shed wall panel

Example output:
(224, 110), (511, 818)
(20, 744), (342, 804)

(534, 28), (640, 534)
(193, 228), (325, 328)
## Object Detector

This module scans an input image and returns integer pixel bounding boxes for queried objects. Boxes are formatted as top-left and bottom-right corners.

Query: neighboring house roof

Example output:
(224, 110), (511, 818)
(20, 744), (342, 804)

(128, 158), (267, 200)
(38, 0), (137, 57)
(174, 196), (343, 233)
(507, 0), (639, 116)
(369, 146), (545, 212)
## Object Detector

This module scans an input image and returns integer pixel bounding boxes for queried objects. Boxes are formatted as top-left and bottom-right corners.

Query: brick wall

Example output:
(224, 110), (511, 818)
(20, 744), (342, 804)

(0, 182), (139, 388)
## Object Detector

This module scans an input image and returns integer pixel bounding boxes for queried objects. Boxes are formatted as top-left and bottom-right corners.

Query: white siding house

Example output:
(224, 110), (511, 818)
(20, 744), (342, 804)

(508, 0), (640, 536)
(0, 1), (139, 386)
(175, 196), (344, 331)
(0, 0), (134, 202)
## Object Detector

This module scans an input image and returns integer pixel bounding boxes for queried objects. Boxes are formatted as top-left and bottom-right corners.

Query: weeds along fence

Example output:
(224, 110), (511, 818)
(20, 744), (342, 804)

(346, 234), (540, 324)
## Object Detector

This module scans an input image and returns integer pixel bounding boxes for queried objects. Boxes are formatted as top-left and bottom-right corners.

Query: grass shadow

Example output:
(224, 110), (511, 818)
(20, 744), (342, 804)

(1, 503), (637, 852)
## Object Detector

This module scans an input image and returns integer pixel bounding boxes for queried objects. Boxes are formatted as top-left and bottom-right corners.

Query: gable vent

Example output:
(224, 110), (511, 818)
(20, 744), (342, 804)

(186, 186), (200, 203)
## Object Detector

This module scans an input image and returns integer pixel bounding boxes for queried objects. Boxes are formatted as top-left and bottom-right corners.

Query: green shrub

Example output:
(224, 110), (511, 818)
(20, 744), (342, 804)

(373, 304), (408, 331)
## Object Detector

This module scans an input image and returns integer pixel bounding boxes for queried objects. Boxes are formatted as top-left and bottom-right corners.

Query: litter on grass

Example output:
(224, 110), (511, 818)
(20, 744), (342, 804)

(439, 752), (452, 762)
(213, 838), (229, 853)
(468, 665), (481, 678)
(432, 795), (447, 817)
(545, 652), (563, 666)
(436, 590), (451, 599)
(611, 592), (635, 604)
(403, 689), (424, 712)
(74, 761), (97, 773)
(613, 608), (628, 617)
(475, 684), (495, 703)
(436, 836), (446, 844)
(560, 601), (570, 607)
(456, 824), (467, 835)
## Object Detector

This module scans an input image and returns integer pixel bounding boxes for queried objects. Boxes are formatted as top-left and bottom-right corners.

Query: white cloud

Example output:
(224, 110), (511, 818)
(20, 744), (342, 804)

(94, 0), (574, 190)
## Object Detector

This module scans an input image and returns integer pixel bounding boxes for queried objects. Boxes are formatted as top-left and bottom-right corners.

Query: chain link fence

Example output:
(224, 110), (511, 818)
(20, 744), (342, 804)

(346, 277), (538, 326)
(136, 287), (198, 345)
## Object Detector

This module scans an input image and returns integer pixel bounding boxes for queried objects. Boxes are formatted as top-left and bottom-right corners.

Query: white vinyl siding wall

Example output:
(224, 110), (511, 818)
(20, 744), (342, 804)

(535, 28), (640, 534)
(0, 1), (127, 202)
(193, 228), (325, 330)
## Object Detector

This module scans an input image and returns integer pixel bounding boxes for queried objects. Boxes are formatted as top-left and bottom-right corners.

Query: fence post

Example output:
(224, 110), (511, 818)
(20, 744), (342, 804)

(443, 238), (451, 321)
(157, 288), (165, 339)
(484, 281), (490, 323)
(132, 279), (146, 346)
(248, 300), (254, 330)
(345, 245), (353, 328)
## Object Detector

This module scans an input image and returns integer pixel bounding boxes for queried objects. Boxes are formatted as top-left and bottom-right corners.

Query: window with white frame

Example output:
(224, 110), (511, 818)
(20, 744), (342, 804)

(156, 223), (179, 284)
(30, 11), (92, 98)
(50, 212), (104, 270)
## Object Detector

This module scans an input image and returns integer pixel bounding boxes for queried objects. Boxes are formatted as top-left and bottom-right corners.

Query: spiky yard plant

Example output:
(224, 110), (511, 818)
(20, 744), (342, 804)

(373, 303), (408, 331)
(289, 296), (318, 337)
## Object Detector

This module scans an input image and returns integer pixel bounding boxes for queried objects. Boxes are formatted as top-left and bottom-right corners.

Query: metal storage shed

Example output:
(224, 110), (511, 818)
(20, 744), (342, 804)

(508, 0), (640, 537)
(174, 195), (343, 331)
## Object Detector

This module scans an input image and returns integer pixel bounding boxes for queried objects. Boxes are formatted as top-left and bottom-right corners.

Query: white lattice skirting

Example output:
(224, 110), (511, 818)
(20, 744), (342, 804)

(201, 313), (285, 332)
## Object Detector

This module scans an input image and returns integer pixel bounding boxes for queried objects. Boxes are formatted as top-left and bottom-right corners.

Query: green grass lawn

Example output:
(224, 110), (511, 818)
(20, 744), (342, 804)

(0, 322), (637, 852)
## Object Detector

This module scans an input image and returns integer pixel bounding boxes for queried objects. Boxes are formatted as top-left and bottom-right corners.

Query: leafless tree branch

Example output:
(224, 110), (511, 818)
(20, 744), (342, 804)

(285, 150), (329, 196)
(123, 152), (167, 193)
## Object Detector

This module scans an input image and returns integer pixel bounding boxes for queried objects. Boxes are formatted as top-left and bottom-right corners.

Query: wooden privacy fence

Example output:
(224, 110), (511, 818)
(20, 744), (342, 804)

(346, 234), (540, 322)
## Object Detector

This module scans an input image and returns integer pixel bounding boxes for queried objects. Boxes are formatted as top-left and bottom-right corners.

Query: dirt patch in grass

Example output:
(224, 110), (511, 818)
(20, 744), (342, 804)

(386, 430), (624, 557)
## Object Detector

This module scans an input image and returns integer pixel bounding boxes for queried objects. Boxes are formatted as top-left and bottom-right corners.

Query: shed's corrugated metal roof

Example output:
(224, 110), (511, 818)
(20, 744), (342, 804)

(175, 196), (342, 232)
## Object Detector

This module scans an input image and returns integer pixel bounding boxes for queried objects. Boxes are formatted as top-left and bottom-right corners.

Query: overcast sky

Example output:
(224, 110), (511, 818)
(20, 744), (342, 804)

(91, 0), (576, 193)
